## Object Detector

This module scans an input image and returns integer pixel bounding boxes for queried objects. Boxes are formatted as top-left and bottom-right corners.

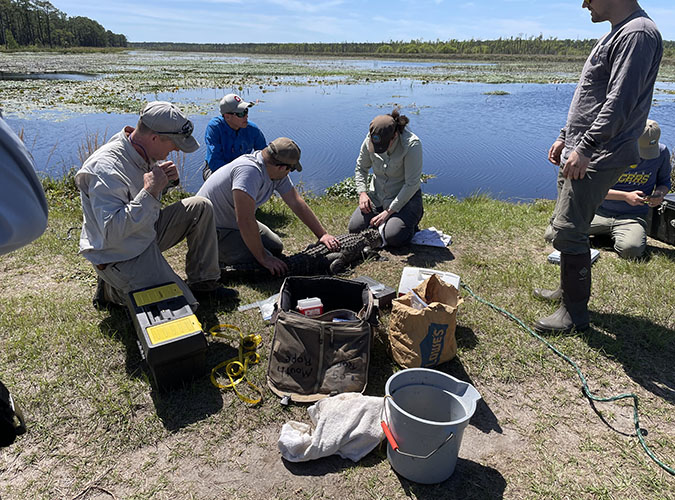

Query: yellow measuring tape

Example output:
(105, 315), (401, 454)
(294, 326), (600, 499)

(209, 324), (263, 405)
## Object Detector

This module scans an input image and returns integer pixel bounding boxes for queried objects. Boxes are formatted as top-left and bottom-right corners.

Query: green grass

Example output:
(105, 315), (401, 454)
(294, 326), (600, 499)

(1, 177), (674, 499)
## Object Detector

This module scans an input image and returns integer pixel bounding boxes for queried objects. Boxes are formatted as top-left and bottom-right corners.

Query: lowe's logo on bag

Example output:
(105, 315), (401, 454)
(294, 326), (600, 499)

(420, 322), (448, 367)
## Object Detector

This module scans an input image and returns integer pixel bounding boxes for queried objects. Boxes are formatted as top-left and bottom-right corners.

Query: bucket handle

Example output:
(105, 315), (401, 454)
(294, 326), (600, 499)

(381, 395), (455, 460)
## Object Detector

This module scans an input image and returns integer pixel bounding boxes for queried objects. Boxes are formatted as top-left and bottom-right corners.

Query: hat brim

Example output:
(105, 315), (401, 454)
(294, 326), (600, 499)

(234, 101), (253, 112)
(639, 144), (660, 160)
(170, 135), (200, 153)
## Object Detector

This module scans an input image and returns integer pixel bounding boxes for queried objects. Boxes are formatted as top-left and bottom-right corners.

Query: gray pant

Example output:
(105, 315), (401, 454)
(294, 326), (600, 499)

(348, 189), (424, 247)
(547, 164), (627, 255)
(96, 196), (220, 306)
(217, 221), (284, 265)
(589, 209), (647, 259)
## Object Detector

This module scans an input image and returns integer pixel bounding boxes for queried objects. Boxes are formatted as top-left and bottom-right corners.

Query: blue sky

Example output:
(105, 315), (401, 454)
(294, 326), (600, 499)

(49, 0), (674, 43)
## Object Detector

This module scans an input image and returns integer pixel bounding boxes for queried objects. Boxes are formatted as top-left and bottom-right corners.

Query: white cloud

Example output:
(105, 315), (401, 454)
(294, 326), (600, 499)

(267, 0), (345, 14)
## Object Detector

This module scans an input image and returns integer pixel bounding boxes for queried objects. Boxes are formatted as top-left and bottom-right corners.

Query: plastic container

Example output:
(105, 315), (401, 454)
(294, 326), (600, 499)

(382, 368), (481, 484)
(296, 297), (323, 317)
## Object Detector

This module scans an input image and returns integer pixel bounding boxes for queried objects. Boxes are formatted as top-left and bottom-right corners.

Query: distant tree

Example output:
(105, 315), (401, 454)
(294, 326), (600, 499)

(0, 0), (127, 49)
(4, 28), (19, 48)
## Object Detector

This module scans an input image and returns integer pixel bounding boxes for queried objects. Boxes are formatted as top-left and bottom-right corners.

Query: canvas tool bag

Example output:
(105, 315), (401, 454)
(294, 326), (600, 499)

(388, 273), (463, 368)
(267, 276), (375, 403)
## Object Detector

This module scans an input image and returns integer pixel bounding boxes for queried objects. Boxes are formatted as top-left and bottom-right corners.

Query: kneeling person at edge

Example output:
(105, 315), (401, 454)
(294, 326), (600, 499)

(348, 109), (424, 247)
(76, 101), (237, 310)
(197, 137), (340, 276)
(589, 119), (671, 259)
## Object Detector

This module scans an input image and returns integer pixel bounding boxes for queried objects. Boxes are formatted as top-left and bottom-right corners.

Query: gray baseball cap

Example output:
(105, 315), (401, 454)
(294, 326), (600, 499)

(219, 94), (254, 115)
(139, 101), (199, 153)
(638, 119), (660, 160)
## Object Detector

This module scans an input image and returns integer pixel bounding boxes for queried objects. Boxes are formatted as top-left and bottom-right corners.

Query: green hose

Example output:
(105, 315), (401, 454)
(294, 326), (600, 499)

(460, 281), (675, 476)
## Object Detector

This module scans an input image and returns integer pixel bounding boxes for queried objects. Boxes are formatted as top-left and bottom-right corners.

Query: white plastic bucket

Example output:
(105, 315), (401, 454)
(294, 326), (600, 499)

(382, 368), (481, 484)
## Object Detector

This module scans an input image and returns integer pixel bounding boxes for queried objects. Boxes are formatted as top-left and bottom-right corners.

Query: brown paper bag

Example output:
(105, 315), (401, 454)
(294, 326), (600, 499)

(387, 273), (463, 368)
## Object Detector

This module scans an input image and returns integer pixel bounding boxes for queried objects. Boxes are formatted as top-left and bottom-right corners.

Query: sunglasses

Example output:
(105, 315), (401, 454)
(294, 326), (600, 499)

(227, 109), (249, 118)
(155, 119), (194, 137)
(277, 162), (296, 172)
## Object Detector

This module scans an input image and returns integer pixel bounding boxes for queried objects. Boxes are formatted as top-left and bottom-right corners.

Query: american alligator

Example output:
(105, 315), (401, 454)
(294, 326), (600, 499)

(221, 228), (383, 279)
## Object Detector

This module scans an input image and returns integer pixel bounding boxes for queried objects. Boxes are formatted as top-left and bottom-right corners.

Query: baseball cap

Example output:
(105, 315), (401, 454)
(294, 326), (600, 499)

(638, 119), (660, 160)
(219, 94), (254, 115)
(267, 137), (302, 172)
(369, 114), (397, 154)
(139, 101), (199, 153)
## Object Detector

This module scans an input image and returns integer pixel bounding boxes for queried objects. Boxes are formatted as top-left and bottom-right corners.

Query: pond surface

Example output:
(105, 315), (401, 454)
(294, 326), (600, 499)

(6, 79), (675, 201)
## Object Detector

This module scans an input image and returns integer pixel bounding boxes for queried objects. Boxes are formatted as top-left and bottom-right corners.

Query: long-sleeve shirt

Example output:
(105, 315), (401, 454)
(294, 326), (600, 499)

(204, 116), (266, 173)
(354, 128), (422, 212)
(75, 127), (162, 265)
(558, 9), (662, 170)
(0, 118), (48, 255)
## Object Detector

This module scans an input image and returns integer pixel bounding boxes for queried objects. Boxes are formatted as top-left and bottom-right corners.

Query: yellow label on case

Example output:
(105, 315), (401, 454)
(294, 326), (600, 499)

(132, 283), (183, 307)
(146, 315), (202, 345)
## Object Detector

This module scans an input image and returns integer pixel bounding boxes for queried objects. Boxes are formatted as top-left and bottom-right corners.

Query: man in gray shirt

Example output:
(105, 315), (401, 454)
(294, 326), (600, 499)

(534, 0), (662, 334)
(197, 137), (339, 276)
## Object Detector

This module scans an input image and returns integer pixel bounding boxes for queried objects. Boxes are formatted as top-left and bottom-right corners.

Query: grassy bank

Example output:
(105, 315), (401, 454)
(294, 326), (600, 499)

(0, 178), (674, 499)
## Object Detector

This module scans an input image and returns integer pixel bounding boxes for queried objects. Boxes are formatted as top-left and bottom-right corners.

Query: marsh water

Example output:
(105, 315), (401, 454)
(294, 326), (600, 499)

(5, 66), (675, 201)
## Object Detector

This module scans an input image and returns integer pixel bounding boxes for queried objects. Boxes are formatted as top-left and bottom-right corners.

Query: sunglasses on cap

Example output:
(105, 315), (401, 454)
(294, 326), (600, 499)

(227, 109), (248, 118)
(154, 119), (194, 137)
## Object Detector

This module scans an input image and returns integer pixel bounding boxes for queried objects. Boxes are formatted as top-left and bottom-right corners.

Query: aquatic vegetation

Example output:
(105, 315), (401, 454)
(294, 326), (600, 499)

(3, 50), (673, 117)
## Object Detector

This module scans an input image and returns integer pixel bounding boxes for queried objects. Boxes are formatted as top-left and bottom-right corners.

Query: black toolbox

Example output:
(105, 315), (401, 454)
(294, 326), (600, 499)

(648, 193), (675, 246)
(126, 283), (207, 389)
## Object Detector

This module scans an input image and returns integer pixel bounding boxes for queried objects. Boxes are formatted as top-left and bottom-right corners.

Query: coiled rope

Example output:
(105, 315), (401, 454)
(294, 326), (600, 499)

(209, 324), (263, 405)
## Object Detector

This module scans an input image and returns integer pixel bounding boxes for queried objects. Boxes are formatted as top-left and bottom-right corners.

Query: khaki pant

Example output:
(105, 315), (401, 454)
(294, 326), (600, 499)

(589, 210), (647, 259)
(95, 196), (220, 306)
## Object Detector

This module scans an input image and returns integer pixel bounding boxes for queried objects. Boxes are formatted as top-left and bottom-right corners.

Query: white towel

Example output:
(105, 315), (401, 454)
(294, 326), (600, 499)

(278, 393), (384, 462)
(411, 227), (452, 247)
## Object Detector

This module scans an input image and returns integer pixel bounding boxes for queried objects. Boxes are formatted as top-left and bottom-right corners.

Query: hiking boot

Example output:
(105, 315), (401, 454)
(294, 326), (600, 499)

(534, 252), (591, 334)
(533, 303), (589, 334)
(533, 287), (562, 302)
(92, 277), (124, 311)
(190, 281), (239, 302)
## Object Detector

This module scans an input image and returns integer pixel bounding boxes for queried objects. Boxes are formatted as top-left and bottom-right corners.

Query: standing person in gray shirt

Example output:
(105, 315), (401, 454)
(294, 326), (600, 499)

(534, 0), (662, 334)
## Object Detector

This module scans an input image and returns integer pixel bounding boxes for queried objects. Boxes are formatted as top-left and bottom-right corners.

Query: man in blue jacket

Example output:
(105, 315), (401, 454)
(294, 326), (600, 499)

(202, 93), (266, 180)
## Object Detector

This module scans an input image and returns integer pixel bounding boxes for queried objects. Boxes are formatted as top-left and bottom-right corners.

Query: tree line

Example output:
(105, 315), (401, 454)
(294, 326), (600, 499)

(0, 0), (127, 49)
(130, 37), (675, 58)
